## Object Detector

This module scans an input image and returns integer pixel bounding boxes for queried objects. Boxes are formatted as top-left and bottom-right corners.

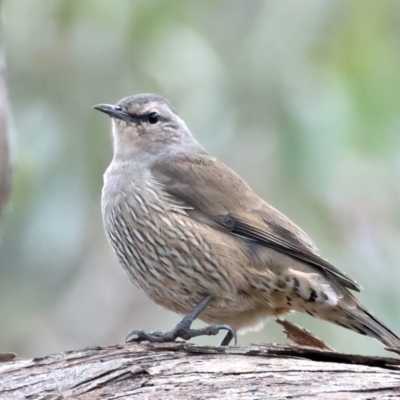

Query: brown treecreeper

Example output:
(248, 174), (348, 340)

(94, 94), (400, 348)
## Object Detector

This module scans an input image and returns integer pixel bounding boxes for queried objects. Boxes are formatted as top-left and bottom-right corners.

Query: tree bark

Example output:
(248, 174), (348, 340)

(1, 343), (400, 399)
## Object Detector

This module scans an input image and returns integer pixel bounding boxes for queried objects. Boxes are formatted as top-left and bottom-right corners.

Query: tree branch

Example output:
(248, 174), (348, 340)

(1, 343), (400, 399)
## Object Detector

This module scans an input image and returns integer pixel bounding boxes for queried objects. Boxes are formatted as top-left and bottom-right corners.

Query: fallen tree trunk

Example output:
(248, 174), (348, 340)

(1, 343), (400, 399)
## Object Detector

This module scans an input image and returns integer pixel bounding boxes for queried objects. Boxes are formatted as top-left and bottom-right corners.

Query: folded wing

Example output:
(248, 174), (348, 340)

(151, 154), (361, 292)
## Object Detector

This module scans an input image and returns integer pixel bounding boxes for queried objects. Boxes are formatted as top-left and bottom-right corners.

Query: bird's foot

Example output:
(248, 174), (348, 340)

(125, 330), (170, 343)
(125, 295), (237, 345)
(220, 329), (236, 346)
(125, 323), (237, 344)
(175, 323), (237, 342)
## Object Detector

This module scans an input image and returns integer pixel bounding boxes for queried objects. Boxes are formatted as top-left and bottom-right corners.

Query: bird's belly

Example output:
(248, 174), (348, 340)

(106, 203), (223, 300)
(103, 193), (293, 331)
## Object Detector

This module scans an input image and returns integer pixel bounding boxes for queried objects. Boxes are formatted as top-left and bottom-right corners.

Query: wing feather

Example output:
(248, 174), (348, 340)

(151, 154), (361, 292)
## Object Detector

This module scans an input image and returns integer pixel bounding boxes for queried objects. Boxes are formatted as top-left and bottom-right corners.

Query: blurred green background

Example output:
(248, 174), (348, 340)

(1, 0), (400, 358)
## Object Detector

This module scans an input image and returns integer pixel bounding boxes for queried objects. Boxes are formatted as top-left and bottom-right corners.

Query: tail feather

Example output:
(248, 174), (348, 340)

(332, 307), (400, 350)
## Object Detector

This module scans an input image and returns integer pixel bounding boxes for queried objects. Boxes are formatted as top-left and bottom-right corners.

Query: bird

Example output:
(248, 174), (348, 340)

(94, 93), (400, 349)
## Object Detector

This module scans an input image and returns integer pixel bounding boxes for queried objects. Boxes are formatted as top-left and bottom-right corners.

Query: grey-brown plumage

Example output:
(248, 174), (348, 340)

(95, 93), (400, 349)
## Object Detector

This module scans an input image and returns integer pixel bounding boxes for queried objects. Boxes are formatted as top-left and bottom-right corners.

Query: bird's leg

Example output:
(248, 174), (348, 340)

(126, 295), (237, 344)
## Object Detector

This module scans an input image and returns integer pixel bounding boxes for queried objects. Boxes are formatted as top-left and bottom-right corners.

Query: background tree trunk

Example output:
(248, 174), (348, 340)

(1, 343), (400, 399)
(0, 0), (11, 222)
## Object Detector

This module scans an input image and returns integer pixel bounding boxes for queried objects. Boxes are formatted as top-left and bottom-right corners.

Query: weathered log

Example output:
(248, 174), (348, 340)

(1, 342), (400, 399)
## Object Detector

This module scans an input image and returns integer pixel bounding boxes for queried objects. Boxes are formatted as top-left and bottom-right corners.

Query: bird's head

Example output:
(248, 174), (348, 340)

(94, 94), (202, 163)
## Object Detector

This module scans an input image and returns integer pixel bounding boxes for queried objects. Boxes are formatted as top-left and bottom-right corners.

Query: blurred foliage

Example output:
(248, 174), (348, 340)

(1, 0), (400, 357)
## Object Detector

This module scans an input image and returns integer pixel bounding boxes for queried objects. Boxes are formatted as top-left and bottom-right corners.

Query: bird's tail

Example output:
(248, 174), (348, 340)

(324, 303), (400, 350)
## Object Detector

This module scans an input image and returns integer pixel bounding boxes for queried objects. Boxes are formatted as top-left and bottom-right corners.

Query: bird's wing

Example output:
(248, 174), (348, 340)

(151, 154), (361, 292)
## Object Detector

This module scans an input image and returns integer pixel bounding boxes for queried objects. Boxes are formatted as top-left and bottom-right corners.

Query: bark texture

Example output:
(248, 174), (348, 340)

(1, 343), (400, 399)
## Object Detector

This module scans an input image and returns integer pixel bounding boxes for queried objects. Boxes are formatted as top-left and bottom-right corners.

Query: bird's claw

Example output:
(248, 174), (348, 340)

(187, 324), (237, 344)
(125, 330), (167, 343)
(125, 323), (237, 344)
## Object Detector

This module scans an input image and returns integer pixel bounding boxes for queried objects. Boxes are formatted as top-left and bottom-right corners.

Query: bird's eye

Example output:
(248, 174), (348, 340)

(147, 112), (159, 124)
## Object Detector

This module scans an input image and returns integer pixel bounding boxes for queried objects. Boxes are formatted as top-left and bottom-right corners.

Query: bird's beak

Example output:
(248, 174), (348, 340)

(93, 104), (130, 121)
